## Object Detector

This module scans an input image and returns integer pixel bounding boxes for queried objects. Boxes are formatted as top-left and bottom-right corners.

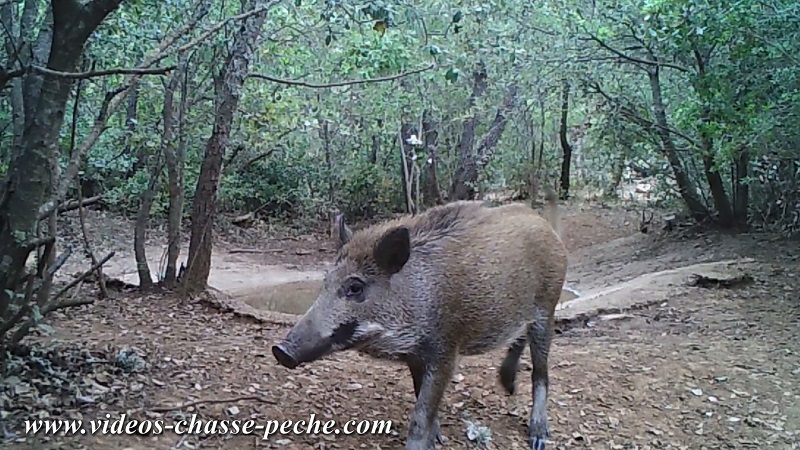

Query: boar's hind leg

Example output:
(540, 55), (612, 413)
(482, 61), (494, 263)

(405, 356), (455, 450)
(527, 317), (553, 450)
(499, 335), (528, 395)
(408, 362), (445, 445)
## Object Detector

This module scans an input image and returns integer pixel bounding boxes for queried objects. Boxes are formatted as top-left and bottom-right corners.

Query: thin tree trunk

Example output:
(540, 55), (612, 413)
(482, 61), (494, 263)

(162, 56), (187, 288)
(451, 84), (519, 201)
(123, 82), (143, 178)
(700, 136), (734, 226)
(183, 0), (271, 293)
(134, 155), (162, 290)
(558, 79), (573, 200)
(0, 4), (23, 150)
(399, 123), (415, 213)
(20, 3), (53, 130)
(692, 48), (734, 226)
(370, 126), (380, 165)
(733, 147), (750, 229)
(422, 110), (443, 206)
(320, 111), (334, 205)
(647, 67), (708, 221)
(449, 62), (488, 200)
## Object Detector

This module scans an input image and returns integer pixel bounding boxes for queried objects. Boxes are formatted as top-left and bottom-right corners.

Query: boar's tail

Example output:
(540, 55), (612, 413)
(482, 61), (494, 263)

(542, 185), (562, 240)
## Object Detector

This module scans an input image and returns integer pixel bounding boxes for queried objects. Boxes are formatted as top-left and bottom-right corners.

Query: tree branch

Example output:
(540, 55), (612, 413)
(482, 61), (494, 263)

(475, 84), (519, 169)
(51, 252), (115, 303)
(148, 0), (282, 68)
(588, 80), (698, 147)
(584, 32), (690, 73)
(82, 0), (126, 23)
(37, 86), (126, 219)
(31, 64), (176, 79)
(6, 252), (114, 348)
(34, 1), (214, 221)
(34, 0), (291, 221)
(0, 68), (26, 92)
(248, 64), (435, 88)
(4, 65), (174, 92)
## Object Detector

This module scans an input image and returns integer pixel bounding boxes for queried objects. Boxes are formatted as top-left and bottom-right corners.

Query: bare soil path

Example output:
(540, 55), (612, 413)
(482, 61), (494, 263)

(3, 202), (799, 450)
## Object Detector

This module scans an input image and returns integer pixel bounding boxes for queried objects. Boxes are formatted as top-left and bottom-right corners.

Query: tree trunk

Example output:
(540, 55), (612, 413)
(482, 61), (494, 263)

(647, 67), (708, 221)
(320, 116), (334, 205)
(161, 56), (187, 288)
(0, 0), (124, 345)
(527, 131), (539, 202)
(473, 85), (519, 170)
(733, 147), (750, 229)
(371, 118), (384, 165)
(533, 92), (546, 199)
(450, 84), (519, 201)
(607, 146), (628, 197)
(0, 4), (23, 150)
(134, 155), (162, 290)
(370, 134), (379, 165)
(421, 110), (443, 206)
(522, 99), (542, 203)
(449, 62), (488, 201)
(123, 82), (143, 178)
(700, 137), (734, 226)
(21, 3), (53, 130)
(558, 79), (573, 200)
(692, 48), (734, 227)
(399, 122), (415, 213)
(183, 0), (271, 293)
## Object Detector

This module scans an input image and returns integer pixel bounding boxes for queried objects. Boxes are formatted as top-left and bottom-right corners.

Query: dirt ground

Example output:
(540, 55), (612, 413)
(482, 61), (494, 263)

(3, 200), (799, 450)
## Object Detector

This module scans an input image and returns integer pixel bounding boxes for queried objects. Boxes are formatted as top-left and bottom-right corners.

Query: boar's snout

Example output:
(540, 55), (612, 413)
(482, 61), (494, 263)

(271, 315), (337, 369)
(272, 317), (366, 369)
(271, 344), (299, 369)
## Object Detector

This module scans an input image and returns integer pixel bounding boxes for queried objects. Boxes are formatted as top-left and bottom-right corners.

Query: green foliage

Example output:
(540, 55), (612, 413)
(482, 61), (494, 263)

(3, 0), (797, 235)
(219, 157), (307, 218)
(337, 159), (403, 219)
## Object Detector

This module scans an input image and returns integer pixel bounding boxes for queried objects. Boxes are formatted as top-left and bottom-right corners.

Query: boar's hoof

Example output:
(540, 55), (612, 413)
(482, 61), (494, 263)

(528, 417), (550, 450)
(404, 440), (435, 450)
(272, 344), (299, 369)
(432, 420), (445, 445)
(529, 430), (550, 450)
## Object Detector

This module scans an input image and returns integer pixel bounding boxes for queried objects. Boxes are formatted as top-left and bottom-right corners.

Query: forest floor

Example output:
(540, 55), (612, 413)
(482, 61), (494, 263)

(3, 198), (799, 450)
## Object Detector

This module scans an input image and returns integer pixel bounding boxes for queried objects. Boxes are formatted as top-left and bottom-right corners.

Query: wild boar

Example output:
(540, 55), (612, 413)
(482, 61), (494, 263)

(272, 189), (568, 450)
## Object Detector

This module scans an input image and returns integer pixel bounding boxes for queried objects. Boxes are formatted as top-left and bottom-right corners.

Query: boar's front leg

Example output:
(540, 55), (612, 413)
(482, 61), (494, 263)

(405, 354), (455, 450)
(408, 362), (445, 445)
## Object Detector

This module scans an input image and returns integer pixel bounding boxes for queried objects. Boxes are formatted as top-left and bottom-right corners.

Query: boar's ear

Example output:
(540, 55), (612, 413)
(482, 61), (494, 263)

(373, 226), (411, 275)
(334, 214), (353, 249)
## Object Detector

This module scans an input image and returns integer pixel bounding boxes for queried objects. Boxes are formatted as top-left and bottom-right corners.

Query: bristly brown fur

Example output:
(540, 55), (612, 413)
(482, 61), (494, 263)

(275, 194), (568, 450)
(338, 201), (484, 264)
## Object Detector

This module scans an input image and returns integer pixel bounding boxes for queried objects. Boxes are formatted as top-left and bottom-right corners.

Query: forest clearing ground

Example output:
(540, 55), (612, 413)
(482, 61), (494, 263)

(3, 201), (800, 450)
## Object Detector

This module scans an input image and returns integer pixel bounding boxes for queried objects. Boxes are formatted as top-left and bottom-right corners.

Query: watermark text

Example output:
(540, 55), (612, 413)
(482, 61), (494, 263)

(24, 413), (393, 440)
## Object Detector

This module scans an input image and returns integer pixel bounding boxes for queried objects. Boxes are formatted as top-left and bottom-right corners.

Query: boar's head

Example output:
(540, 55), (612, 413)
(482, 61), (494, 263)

(272, 214), (412, 369)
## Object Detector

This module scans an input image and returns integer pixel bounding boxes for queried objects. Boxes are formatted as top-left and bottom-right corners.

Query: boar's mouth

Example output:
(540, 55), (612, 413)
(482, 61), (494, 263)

(272, 320), (362, 369)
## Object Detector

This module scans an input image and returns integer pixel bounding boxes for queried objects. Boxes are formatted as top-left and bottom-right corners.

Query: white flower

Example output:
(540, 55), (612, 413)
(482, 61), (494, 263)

(406, 134), (423, 146)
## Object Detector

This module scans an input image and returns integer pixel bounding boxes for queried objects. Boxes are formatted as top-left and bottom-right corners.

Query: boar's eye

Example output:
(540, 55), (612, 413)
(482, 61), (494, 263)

(342, 277), (366, 301)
